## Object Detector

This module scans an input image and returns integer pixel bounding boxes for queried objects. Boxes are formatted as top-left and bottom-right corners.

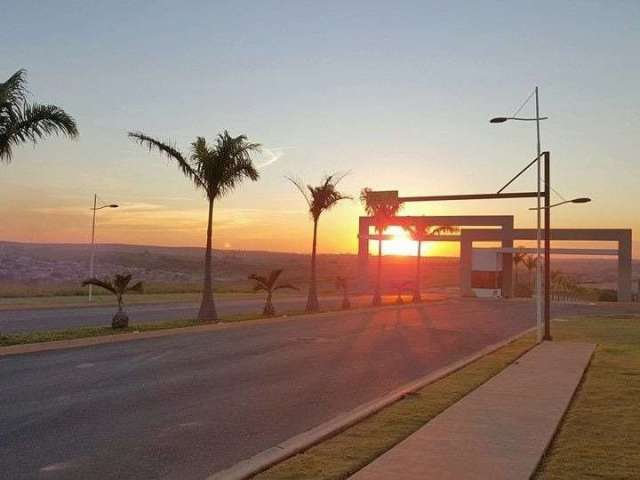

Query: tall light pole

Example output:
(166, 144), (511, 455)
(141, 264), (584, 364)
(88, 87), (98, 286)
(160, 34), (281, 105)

(491, 87), (548, 342)
(530, 191), (591, 339)
(88, 194), (118, 301)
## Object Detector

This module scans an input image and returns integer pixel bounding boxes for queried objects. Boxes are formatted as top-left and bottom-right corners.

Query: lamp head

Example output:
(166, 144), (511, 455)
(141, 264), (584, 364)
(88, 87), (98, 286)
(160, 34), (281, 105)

(490, 117), (508, 124)
(570, 197), (591, 204)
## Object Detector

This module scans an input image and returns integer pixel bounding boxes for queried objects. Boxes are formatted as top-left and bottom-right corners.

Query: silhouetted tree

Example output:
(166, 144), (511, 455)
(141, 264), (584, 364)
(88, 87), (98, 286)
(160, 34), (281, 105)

(82, 274), (143, 328)
(360, 188), (402, 306)
(405, 224), (459, 302)
(523, 255), (538, 289)
(288, 174), (351, 312)
(513, 247), (527, 286)
(392, 280), (413, 305)
(336, 276), (351, 310)
(249, 269), (297, 316)
(1, 69), (78, 163)
(129, 130), (259, 322)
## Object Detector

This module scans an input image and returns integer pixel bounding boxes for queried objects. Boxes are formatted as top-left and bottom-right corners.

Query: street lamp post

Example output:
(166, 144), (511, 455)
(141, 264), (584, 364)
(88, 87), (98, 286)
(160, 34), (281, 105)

(491, 87), (547, 342)
(88, 194), (118, 301)
(528, 167), (591, 340)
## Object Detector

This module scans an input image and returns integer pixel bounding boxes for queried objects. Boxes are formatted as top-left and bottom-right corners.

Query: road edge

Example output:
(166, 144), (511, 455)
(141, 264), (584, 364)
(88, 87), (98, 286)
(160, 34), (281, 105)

(207, 326), (537, 480)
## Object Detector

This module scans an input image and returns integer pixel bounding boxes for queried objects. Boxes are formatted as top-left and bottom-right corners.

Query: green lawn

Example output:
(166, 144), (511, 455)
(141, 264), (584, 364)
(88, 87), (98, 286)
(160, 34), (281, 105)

(0, 319), (202, 346)
(534, 316), (640, 479)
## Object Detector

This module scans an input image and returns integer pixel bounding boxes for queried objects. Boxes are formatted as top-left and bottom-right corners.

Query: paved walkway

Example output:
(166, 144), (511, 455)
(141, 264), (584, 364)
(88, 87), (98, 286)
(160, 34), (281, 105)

(350, 341), (595, 480)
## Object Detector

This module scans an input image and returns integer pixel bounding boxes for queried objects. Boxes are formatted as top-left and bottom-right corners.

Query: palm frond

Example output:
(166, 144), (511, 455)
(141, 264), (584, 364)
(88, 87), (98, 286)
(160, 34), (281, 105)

(292, 173), (351, 219)
(82, 278), (117, 295)
(1, 103), (78, 162)
(249, 273), (269, 289)
(126, 281), (144, 294)
(286, 176), (312, 208)
(0, 69), (27, 107)
(267, 269), (283, 288)
(128, 131), (206, 191)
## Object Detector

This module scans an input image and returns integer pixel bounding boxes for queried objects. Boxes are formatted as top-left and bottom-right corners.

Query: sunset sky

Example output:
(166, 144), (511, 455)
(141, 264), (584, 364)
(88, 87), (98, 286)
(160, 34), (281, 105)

(1, 1), (639, 257)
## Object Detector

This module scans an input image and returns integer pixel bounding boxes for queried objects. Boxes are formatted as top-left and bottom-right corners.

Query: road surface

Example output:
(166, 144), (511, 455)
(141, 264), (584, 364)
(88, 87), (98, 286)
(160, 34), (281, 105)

(1, 299), (638, 479)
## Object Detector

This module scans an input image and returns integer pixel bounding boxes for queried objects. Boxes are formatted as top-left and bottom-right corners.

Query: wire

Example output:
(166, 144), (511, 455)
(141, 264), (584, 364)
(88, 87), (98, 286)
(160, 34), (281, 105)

(511, 89), (535, 118)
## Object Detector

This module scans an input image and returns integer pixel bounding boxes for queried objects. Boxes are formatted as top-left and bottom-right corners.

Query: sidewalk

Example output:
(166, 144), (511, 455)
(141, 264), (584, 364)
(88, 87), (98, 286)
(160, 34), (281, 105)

(350, 341), (595, 480)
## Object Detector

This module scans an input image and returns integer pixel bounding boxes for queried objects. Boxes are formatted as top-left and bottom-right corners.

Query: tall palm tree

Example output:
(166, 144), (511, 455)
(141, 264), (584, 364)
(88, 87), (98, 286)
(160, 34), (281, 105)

(248, 269), (297, 316)
(129, 130), (260, 322)
(405, 223), (459, 303)
(1, 69), (78, 163)
(360, 188), (402, 306)
(82, 273), (143, 329)
(288, 174), (351, 312)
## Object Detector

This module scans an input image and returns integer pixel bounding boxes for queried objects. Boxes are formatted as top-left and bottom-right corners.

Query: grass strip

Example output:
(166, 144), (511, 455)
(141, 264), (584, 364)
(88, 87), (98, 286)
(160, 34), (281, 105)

(534, 316), (640, 479)
(253, 332), (536, 480)
(0, 318), (202, 346)
(0, 300), (422, 347)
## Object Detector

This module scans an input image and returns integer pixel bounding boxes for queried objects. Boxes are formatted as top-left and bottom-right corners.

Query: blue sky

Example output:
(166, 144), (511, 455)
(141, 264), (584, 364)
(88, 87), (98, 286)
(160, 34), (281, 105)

(1, 1), (639, 255)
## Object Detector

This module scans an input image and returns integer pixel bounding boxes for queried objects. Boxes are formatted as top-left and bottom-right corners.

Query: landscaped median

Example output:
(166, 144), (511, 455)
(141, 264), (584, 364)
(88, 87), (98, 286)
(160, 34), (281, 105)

(0, 297), (438, 353)
(248, 316), (639, 480)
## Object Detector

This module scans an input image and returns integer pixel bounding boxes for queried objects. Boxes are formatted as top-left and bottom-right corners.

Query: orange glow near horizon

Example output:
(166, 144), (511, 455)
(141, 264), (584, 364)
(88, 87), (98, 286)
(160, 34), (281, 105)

(380, 226), (432, 257)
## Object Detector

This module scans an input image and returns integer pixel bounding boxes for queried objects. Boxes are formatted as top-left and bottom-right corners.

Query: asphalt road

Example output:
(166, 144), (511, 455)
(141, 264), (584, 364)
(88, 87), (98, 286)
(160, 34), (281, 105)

(0, 295), (372, 334)
(1, 299), (638, 479)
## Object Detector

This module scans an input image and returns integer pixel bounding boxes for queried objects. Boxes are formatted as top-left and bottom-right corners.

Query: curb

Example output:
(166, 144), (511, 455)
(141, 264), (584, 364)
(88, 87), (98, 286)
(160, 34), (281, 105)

(0, 298), (447, 357)
(207, 326), (537, 480)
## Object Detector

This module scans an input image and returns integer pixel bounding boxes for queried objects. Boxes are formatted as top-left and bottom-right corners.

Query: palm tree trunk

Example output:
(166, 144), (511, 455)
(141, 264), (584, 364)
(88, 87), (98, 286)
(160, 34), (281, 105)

(264, 293), (275, 316)
(413, 241), (422, 303)
(372, 232), (382, 306)
(306, 217), (320, 312)
(198, 198), (218, 322)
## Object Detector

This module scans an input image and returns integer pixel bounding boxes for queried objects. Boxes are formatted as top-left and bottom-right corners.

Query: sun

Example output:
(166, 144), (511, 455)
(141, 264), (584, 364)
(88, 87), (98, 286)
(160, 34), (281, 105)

(380, 226), (433, 256)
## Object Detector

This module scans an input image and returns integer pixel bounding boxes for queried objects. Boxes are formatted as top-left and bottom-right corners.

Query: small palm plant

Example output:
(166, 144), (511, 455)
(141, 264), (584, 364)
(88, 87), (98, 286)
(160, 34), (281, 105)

(360, 188), (402, 306)
(1, 69), (78, 163)
(288, 174), (351, 312)
(336, 276), (351, 310)
(249, 269), (298, 317)
(81, 274), (143, 329)
(392, 280), (414, 305)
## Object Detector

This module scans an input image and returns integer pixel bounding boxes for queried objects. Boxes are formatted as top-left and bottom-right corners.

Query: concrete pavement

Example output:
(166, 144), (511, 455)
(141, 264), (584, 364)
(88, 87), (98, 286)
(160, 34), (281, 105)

(350, 341), (595, 480)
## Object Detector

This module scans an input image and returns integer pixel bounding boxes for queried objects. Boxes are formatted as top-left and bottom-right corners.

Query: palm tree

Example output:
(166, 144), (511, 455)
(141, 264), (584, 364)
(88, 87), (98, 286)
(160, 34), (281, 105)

(129, 130), (260, 322)
(336, 276), (351, 310)
(523, 255), (538, 290)
(392, 280), (413, 305)
(513, 247), (526, 287)
(249, 269), (297, 316)
(360, 188), (402, 306)
(288, 174), (351, 312)
(405, 224), (459, 303)
(81, 274), (143, 329)
(1, 69), (78, 163)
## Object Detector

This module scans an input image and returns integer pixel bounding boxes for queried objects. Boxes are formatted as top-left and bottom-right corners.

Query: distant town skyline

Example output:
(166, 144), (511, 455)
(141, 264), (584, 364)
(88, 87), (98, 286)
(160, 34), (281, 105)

(1, 1), (639, 257)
